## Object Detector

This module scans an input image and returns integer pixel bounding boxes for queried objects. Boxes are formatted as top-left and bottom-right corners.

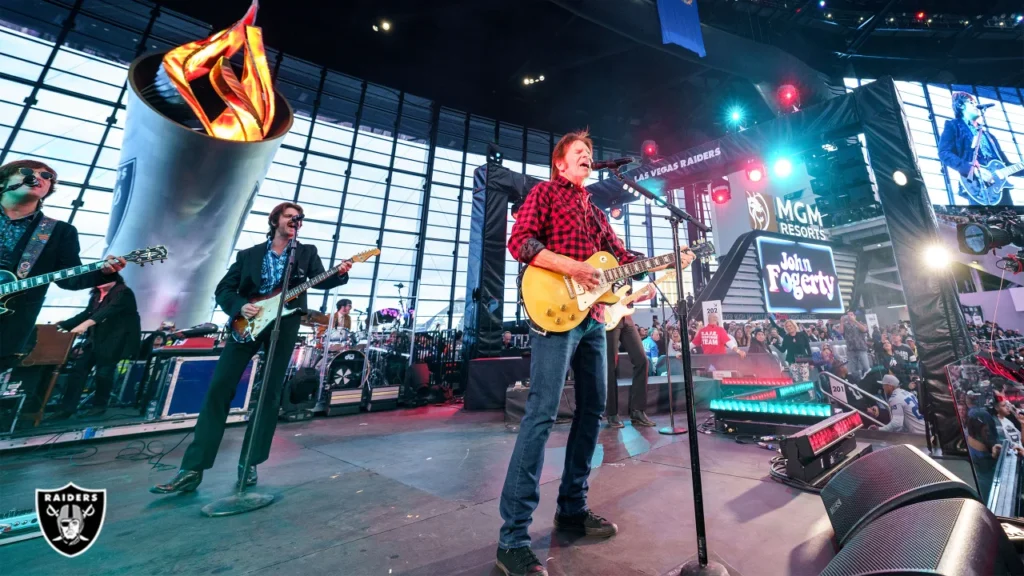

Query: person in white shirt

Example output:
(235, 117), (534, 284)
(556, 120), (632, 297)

(875, 374), (927, 435)
(995, 400), (1024, 457)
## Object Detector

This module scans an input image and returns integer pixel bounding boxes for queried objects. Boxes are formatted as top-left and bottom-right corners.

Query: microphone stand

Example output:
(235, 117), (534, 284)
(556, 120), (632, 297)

(609, 169), (728, 576)
(651, 281), (685, 436)
(202, 219), (301, 517)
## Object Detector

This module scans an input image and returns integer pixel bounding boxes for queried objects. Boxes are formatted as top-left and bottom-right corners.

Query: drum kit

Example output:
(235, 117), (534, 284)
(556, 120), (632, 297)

(287, 304), (411, 404)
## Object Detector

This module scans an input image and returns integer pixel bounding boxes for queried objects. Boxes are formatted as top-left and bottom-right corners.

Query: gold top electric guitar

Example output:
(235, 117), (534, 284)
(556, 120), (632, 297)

(520, 241), (714, 333)
(603, 270), (676, 331)
(0, 246), (167, 316)
(227, 248), (380, 343)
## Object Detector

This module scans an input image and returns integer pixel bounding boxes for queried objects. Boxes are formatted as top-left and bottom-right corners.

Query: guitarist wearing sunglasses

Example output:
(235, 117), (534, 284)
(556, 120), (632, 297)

(0, 159), (126, 374)
(151, 201), (351, 496)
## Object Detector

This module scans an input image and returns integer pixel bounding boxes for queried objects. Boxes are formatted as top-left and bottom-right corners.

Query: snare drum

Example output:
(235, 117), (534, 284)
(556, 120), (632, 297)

(327, 350), (365, 390)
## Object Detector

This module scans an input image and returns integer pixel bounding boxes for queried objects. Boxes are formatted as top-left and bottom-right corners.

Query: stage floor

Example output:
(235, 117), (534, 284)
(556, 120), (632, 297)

(2, 406), (841, 575)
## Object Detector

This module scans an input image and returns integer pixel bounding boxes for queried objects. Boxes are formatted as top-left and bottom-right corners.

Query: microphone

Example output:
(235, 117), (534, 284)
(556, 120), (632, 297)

(977, 103), (996, 110)
(591, 157), (635, 171)
(290, 213), (305, 222)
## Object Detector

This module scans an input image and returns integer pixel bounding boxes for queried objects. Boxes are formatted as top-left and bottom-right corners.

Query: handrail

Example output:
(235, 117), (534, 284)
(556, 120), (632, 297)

(817, 372), (887, 427)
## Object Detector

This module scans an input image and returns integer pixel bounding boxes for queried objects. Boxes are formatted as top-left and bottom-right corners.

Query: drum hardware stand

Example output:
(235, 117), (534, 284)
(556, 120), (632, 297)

(609, 168), (728, 576)
(202, 215), (303, 518)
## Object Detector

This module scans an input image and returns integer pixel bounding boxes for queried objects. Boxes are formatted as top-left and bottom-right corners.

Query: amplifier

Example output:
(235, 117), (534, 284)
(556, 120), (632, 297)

(160, 356), (258, 419)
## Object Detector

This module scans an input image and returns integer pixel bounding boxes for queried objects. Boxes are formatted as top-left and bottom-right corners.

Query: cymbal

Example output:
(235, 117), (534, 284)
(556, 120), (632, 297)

(302, 312), (330, 326)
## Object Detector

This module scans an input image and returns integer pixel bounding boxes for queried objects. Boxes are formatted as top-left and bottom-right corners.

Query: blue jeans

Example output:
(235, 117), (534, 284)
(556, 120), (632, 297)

(498, 317), (607, 549)
(847, 350), (871, 379)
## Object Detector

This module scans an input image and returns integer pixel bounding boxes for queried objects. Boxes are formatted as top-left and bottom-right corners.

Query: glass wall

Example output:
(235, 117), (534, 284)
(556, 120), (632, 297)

(0, 0), (659, 329)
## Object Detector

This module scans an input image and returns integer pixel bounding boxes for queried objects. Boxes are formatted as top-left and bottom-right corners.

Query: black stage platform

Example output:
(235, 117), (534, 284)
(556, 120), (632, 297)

(2, 405), (846, 575)
(464, 354), (736, 411)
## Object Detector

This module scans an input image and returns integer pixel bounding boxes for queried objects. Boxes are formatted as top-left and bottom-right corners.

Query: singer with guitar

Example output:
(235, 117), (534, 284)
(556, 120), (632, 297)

(152, 202), (352, 495)
(495, 130), (695, 576)
(0, 159), (126, 375)
(939, 91), (1019, 206)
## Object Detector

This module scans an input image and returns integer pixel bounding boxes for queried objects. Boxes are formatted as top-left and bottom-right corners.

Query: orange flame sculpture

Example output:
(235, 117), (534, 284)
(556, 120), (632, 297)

(161, 0), (276, 141)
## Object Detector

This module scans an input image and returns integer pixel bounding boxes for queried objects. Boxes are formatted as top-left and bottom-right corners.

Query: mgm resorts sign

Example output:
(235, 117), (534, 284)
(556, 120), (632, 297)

(746, 191), (828, 241)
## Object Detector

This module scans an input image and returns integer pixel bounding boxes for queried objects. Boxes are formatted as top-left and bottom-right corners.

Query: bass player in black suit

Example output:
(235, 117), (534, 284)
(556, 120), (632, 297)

(152, 202), (351, 494)
(1, 159), (125, 377)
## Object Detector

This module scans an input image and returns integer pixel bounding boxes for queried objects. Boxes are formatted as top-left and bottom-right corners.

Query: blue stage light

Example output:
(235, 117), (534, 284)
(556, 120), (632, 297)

(773, 158), (793, 178)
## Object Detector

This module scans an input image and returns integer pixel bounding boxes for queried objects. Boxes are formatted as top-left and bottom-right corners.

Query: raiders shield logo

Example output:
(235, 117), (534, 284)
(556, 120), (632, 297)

(35, 483), (106, 558)
(106, 158), (136, 244)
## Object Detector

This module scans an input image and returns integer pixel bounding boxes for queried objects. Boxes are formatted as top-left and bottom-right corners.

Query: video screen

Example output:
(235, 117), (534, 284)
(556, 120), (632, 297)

(845, 80), (1024, 207)
(756, 236), (845, 315)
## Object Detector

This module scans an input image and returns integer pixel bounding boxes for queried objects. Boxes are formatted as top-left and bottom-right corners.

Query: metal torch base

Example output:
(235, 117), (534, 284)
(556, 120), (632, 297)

(201, 491), (274, 517)
(659, 426), (688, 435)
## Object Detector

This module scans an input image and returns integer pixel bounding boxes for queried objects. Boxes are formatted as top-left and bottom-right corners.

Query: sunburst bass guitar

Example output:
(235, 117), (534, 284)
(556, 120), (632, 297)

(603, 270), (676, 331)
(0, 246), (167, 316)
(520, 241), (714, 333)
(227, 248), (380, 343)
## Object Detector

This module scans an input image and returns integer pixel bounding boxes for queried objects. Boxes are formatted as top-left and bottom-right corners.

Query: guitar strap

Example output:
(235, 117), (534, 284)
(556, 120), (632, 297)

(14, 215), (58, 279)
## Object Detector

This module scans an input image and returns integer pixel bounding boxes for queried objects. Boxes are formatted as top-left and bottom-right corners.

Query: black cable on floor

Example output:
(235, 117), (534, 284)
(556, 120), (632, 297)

(768, 455), (822, 494)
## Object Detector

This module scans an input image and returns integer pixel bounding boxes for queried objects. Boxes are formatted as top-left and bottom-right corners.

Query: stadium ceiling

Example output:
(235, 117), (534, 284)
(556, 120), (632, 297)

(174, 0), (1024, 149)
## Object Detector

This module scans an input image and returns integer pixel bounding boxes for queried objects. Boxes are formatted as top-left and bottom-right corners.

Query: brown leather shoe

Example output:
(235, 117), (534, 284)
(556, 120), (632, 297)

(150, 469), (202, 494)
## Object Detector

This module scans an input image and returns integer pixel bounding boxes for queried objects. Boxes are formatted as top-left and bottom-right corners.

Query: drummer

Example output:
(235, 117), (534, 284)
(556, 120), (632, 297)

(324, 299), (354, 352)
(334, 299), (353, 331)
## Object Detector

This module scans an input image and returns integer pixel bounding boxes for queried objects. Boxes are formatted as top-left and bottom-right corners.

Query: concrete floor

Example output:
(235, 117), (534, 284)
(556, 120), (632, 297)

(1, 406), (839, 575)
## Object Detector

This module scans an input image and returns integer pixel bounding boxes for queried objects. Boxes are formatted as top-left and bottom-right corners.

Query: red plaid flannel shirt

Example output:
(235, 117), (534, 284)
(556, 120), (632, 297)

(508, 175), (639, 322)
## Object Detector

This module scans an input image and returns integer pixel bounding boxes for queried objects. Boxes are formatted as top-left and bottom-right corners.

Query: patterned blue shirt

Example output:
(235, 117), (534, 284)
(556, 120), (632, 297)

(259, 240), (288, 295)
(0, 208), (39, 272)
(966, 121), (999, 164)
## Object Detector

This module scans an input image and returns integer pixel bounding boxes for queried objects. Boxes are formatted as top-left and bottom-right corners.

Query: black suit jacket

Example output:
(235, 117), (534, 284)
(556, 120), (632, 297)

(1, 217), (105, 358)
(215, 241), (348, 319)
(58, 280), (141, 364)
(938, 118), (1010, 178)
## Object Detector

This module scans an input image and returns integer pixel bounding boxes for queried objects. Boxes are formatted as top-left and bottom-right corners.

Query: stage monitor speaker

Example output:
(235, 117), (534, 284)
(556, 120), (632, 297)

(820, 444), (979, 548)
(821, 498), (1024, 575)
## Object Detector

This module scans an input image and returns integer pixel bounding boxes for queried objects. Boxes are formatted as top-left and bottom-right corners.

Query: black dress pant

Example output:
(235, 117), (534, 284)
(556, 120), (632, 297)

(606, 320), (648, 416)
(181, 315), (300, 471)
(61, 344), (117, 412)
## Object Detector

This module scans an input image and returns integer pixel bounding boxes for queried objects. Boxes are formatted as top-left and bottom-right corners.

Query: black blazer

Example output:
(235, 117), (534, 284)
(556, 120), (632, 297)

(215, 241), (348, 319)
(1, 217), (105, 357)
(938, 117), (1010, 178)
(58, 279), (141, 364)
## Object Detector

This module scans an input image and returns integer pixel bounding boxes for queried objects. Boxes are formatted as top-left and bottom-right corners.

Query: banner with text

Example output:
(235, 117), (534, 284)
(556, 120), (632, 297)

(756, 236), (844, 315)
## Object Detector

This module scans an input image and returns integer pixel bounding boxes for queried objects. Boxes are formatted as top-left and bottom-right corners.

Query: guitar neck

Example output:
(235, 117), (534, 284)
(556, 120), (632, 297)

(284, 260), (348, 302)
(617, 274), (674, 308)
(0, 260), (107, 296)
(600, 253), (676, 285)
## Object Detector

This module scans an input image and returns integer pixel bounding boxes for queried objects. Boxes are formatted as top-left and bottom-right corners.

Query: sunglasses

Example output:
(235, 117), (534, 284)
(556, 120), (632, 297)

(17, 167), (54, 180)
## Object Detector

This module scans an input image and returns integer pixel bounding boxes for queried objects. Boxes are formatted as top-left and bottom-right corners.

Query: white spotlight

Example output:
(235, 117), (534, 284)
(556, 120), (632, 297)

(893, 170), (908, 186)
(523, 78), (530, 85)
(381, 20), (392, 31)
(924, 244), (951, 270)
(538, 75), (545, 81)
(372, 24), (379, 32)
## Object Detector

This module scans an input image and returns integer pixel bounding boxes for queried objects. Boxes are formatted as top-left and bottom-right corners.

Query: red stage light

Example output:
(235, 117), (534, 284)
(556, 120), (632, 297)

(711, 184), (732, 205)
(916, 11), (925, 19)
(745, 158), (765, 182)
(641, 139), (659, 160)
(783, 411), (863, 460)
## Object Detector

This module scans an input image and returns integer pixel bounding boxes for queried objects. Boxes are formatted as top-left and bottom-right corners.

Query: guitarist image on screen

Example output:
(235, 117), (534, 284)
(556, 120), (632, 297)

(496, 130), (695, 576)
(0, 159), (126, 374)
(938, 91), (1018, 206)
(152, 202), (351, 495)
